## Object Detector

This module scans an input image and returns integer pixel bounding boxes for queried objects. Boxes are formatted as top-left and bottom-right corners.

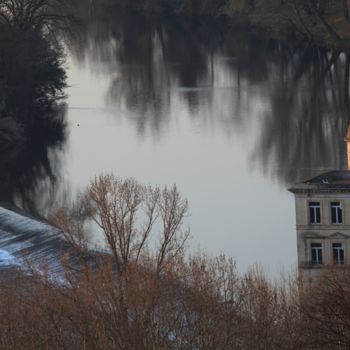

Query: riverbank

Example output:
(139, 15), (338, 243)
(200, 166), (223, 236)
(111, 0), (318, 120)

(224, 1), (350, 51)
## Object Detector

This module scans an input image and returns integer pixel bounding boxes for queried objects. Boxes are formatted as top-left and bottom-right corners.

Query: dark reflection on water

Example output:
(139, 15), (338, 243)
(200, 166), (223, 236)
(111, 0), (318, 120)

(1, 0), (350, 237)
(253, 46), (350, 183)
(0, 29), (68, 217)
(66, 3), (350, 185)
(66, 4), (228, 134)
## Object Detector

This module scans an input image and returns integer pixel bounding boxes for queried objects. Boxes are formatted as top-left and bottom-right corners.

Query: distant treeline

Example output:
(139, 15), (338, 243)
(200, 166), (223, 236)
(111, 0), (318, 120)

(114, 0), (228, 18)
(111, 0), (350, 48)
(234, 0), (350, 48)
(1, 1), (350, 49)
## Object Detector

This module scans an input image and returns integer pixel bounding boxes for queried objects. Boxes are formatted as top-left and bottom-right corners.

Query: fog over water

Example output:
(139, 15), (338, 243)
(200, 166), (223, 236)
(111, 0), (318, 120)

(3, 4), (350, 275)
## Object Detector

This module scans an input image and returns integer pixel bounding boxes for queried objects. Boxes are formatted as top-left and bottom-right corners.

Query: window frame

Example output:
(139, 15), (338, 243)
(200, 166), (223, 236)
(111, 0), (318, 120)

(332, 241), (345, 265)
(310, 242), (323, 266)
(308, 201), (321, 225)
(331, 201), (343, 225)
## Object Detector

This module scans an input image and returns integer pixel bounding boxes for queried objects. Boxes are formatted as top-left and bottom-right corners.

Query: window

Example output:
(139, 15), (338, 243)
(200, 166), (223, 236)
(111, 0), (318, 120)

(331, 202), (343, 224)
(333, 243), (345, 265)
(311, 243), (323, 265)
(309, 202), (321, 224)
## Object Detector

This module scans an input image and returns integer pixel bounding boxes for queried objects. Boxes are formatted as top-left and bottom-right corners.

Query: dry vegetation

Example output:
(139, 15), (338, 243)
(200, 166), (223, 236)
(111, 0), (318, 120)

(0, 175), (347, 349)
(0, 0), (75, 33)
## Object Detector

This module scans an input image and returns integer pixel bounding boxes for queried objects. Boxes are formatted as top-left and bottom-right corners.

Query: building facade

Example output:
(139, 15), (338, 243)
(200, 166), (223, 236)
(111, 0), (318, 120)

(289, 171), (350, 282)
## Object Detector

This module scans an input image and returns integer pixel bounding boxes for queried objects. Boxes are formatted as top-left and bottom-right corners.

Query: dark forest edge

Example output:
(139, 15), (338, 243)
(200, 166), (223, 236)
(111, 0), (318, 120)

(110, 0), (350, 50)
(0, 0), (74, 214)
(1, 1), (349, 50)
(227, 0), (350, 51)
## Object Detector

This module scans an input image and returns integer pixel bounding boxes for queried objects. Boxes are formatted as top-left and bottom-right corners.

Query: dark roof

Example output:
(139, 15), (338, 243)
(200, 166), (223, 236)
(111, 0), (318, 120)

(305, 171), (350, 185)
(289, 171), (350, 194)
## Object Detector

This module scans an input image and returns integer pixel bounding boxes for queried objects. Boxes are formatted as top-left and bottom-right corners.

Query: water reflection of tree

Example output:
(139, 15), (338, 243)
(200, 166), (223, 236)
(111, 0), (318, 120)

(68, 2), (350, 185)
(0, 29), (68, 216)
(67, 4), (226, 133)
(249, 43), (350, 184)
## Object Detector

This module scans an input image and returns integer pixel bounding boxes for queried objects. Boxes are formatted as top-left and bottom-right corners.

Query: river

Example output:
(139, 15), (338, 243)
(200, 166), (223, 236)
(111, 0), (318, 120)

(3, 5), (350, 276)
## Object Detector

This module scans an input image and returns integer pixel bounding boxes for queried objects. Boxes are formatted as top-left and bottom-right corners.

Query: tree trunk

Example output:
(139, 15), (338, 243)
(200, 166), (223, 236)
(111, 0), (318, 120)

(308, 1), (340, 43)
(343, 0), (350, 20)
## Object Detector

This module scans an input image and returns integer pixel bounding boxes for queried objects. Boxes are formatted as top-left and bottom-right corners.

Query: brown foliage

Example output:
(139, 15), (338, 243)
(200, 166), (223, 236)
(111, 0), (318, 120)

(0, 259), (306, 349)
(0, 175), (349, 349)
(302, 267), (350, 349)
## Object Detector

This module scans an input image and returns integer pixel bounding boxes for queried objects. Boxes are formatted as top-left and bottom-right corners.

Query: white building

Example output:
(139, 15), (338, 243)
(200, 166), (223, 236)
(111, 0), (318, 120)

(289, 171), (350, 282)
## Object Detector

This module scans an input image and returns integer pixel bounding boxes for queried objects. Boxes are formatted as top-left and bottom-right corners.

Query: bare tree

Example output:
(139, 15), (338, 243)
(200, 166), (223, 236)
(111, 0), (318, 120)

(286, 0), (340, 43)
(0, 0), (75, 33)
(77, 175), (190, 273)
(302, 267), (350, 349)
(42, 175), (311, 349)
(343, 0), (350, 20)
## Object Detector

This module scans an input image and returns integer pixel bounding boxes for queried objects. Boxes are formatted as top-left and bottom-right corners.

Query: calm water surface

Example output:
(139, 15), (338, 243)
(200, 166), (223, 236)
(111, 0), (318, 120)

(55, 14), (348, 275)
(65, 53), (294, 275)
(5, 8), (350, 276)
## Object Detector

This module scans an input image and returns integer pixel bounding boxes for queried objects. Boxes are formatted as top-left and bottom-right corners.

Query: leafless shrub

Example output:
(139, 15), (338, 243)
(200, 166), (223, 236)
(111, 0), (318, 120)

(302, 267), (350, 349)
(56, 175), (191, 274)
(1, 174), (348, 349)
(39, 175), (309, 349)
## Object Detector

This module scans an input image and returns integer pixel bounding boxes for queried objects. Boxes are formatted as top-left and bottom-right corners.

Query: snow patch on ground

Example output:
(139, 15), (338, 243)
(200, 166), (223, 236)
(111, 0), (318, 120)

(0, 207), (53, 233)
(0, 249), (20, 267)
